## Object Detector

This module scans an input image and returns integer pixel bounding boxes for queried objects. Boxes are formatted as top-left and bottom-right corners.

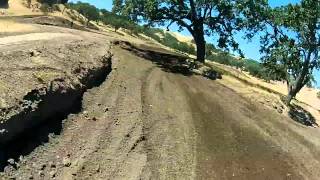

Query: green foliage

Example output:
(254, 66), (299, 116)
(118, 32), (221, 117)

(141, 28), (162, 42)
(38, 0), (56, 6)
(152, 31), (196, 55)
(100, 9), (143, 34)
(67, 2), (100, 23)
(206, 52), (282, 81)
(40, 3), (51, 13)
(205, 44), (221, 57)
(112, 0), (268, 62)
(99, 10), (195, 54)
(260, 0), (320, 104)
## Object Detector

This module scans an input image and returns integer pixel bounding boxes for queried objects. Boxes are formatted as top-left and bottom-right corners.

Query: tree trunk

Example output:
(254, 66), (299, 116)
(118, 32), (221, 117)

(286, 77), (306, 105)
(286, 88), (296, 106)
(285, 52), (312, 106)
(195, 35), (206, 63)
(193, 23), (206, 63)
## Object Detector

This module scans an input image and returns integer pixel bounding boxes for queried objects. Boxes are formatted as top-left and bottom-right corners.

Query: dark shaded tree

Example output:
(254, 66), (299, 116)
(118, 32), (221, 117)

(68, 2), (100, 25)
(112, 0), (267, 63)
(260, 0), (320, 105)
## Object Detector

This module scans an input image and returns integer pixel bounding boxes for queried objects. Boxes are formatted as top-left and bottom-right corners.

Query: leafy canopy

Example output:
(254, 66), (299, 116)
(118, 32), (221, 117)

(260, 0), (320, 102)
(113, 0), (268, 56)
(68, 2), (100, 22)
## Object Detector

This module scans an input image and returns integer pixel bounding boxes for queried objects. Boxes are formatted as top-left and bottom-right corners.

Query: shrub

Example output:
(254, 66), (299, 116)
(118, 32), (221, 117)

(207, 53), (240, 67)
(67, 2), (99, 25)
(40, 3), (50, 13)
(207, 52), (281, 81)
(317, 91), (320, 99)
(100, 9), (143, 34)
(38, 0), (56, 6)
(244, 59), (261, 76)
(141, 28), (163, 42)
(146, 31), (195, 55)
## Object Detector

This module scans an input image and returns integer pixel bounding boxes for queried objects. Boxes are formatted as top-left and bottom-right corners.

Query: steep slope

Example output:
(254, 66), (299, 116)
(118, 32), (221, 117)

(1, 2), (320, 179)
(2, 41), (320, 179)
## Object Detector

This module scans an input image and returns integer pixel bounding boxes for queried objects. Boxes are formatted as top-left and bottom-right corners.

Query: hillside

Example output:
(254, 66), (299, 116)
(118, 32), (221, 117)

(1, 1), (320, 179)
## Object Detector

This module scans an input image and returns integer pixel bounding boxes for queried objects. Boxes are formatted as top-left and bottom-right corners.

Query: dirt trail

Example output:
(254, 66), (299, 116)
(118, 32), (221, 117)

(1, 23), (320, 179)
(0, 33), (79, 47)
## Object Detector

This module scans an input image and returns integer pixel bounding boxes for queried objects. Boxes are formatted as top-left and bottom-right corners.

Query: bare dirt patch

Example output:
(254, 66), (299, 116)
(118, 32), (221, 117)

(1, 14), (320, 180)
(0, 20), (36, 33)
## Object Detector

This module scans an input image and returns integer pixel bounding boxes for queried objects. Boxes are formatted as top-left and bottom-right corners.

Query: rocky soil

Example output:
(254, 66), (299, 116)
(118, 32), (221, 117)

(1, 18), (320, 180)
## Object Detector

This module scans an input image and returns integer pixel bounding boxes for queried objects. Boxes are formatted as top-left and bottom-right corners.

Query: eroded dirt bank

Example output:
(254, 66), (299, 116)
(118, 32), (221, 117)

(1, 42), (320, 179)
(0, 25), (113, 171)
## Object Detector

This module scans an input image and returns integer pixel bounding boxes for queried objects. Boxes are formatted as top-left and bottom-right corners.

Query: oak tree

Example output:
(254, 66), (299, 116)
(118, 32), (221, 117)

(260, 0), (320, 105)
(112, 0), (267, 62)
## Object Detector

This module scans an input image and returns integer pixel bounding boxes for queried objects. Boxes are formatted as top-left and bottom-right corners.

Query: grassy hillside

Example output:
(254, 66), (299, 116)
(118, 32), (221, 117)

(2, 0), (319, 110)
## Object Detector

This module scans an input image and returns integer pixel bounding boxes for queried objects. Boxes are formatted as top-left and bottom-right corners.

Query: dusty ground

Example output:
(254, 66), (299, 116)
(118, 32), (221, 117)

(1, 14), (320, 180)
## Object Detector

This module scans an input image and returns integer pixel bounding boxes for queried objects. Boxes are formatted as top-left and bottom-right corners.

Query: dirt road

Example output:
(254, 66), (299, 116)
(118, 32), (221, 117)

(1, 23), (320, 180)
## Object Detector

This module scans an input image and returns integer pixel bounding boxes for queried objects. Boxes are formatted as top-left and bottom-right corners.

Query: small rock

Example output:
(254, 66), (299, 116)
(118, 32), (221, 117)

(29, 50), (41, 57)
(273, 104), (278, 109)
(48, 133), (56, 139)
(3, 165), (15, 173)
(62, 157), (71, 167)
(7, 158), (15, 165)
(38, 171), (45, 177)
(95, 165), (100, 172)
(105, 108), (109, 112)
(0, 129), (6, 134)
(92, 117), (97, 121)
(49, 162), (56, 168)
(39, 164), (46, 170)
(18, 156), (23, 162)
(49, 170), (56, 178)
(277, 109), (283, 114)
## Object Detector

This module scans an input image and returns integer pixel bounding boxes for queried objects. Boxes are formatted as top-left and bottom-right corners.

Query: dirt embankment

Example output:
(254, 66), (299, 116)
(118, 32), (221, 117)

(0, 26), (113, 169)
(1, 38), (320, 180)
(1, 16), (320, 180)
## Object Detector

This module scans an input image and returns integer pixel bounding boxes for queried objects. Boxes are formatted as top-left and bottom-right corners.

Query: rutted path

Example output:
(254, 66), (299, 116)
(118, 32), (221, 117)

(0, 33), (79, 47)
(1, 26), (320, 179)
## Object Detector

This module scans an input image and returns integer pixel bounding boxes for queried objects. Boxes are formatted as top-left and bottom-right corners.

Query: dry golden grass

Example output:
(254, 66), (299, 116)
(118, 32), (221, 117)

(0, 20), (36, 32)
(0, 0), (40, 16)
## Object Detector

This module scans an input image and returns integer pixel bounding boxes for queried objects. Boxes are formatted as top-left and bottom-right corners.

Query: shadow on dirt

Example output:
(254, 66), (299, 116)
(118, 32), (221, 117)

(289, 104), (318, 127)
(0, 99), (81, 171)
(0, 55), (112, 171)
(114, 41), (222, 80)
(0, 2), (8, 9)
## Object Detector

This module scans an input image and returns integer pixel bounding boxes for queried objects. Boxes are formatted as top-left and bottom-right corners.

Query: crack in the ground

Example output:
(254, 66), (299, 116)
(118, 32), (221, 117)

(0, 53), (113, 171)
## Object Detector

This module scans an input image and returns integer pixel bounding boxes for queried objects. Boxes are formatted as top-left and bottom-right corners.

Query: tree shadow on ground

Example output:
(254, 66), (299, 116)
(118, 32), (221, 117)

(114, 40), (222, 80)
(288, 104), (318, 127)
(0, 2), (9, 9)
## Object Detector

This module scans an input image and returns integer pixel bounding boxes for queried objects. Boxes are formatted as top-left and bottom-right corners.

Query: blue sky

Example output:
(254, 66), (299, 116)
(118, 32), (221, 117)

(70, 0), (319, 86)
